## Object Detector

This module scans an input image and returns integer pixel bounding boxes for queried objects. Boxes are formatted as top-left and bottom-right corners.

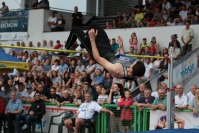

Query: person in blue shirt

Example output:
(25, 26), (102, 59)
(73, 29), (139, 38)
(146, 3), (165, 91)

(64, 22), (145, 79)
(5, 91), (24, 132)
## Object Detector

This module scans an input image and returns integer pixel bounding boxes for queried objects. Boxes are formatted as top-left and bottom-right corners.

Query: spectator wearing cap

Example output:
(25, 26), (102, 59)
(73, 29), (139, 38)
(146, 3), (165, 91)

(21, 84), (36, 103)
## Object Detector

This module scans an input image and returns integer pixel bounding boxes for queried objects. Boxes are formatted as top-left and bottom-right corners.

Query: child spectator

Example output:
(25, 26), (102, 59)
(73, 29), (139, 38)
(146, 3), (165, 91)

(97, 86), (108, 105)
(129, 32), (138, 54)
(118, 90), (133, 132)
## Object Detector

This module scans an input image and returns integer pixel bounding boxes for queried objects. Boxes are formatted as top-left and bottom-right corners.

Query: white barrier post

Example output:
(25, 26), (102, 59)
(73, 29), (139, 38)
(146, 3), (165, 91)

(166, 47), (175, 129)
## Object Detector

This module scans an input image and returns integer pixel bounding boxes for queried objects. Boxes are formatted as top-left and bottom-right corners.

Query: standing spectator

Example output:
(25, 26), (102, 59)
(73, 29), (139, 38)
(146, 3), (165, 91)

(175, 84), (188, 110)
(48, 11), (57, 32)
(46, 87), (60, 105)
(172, 40), (181, 60)
(5, 91), (24, 133)
(15, 91), (46, 133)
(72, 90), (84, 106)
(181, 20), (194, 55)
(134, 7), (144, 26)
(151, 88), (167, 111)
(62, 71), (72, 88)
(72, 6), (84, 28)
(31, 0), (39, 9)
(58, 90), (73, 105)
(143, 58), (153, 79)
(118, 90), (133, 132)
(168, 34), (181, 50)
(0, 2), (9, 13)
(188, 88), (199, 114)
(186, 84), (197, 105)
(56, 14), (65, 31)
(129, 32), (138, 54)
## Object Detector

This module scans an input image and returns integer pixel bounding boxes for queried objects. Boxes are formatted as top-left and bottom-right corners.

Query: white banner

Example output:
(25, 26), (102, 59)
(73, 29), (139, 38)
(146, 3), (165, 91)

(0, 32), (28, 40)
(150, 110), (199, 130)
(173, 50), (199, 85)
(23, 104), (78, 133)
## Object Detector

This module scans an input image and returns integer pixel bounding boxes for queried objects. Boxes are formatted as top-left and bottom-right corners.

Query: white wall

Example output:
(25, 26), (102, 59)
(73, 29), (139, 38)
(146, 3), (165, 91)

(42, 25), (199, 52)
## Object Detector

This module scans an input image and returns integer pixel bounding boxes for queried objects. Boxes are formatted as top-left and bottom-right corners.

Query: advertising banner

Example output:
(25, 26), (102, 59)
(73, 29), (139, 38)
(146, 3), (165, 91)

(150, 110), (199, 130)
(0, 10), (28, 32)
(0, 32), (28, 40)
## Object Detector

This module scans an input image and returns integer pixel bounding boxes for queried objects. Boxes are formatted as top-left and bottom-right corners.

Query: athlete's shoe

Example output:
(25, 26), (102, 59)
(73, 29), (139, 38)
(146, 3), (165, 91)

(53, 46), (69, 56)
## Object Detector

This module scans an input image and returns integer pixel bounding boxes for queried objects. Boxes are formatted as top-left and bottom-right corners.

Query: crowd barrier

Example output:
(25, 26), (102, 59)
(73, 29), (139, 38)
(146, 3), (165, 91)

(21, 102), (197, 133)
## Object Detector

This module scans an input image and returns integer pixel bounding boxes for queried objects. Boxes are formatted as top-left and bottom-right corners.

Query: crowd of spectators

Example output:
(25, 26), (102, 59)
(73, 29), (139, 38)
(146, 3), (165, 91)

(105, 0), (199, 29)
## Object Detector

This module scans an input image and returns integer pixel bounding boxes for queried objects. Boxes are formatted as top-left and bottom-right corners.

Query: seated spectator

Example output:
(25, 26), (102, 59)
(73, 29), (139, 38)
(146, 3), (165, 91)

(3, 91), (24, 133)
(186, 84), (197, 105)
(38, 0), (49, 9)
(167, 17), (176, 26)
(62, 71), (72, 88)
(91, 69), (104, 88)
(133, 83), (146, 102)
(49, 70), (62, 86)
(73, 71), (82, 85)
(75, 59), (85, 73)
(175, 16), (184, 26)
(153, 8), (162, 21)
(82, 82), (92, 96)
(188, 88), (199, 114)
(134, 7), (144, 26)
(58, 90), (73, 106)
(85, 58), (96, 76)
(151, 36), (160, 54)
(7, 79), (16, 92)
(152, 55), (162, 75)
(97, 86), (108, 105)
(162, 9), (169, 22)
(72, 90), (84, 106)
(59, 59), (68, 75)
(38, 72), (52, 96)
(156, 18), (167, 26)
(0, 2), (9, 13)
(51, 59), (60, 71)
(151, 88), (167, 111)
(135, 89), (155, 111)
(92, 84), (102, 101)
(143, 58), (153, 80)
(41, 51), (52, 62)
(46, 87), (60, 105)
(15, 91), (46, 133)
(81, 71), (92, 84)
(48, 11), (57, 32)
(21, 84), (36, 103)
(105, 21), (112, 29)
(56, 14), (65, 31)
(42, 58), (52, 72)
(103, 72), (113, 90)
(111, 38), (119, 52)
(64, 93), (114, 133)
(172, 0), (183, 16)
(31, 60), (44, 72)
(17, 82), (29, 99)
(192, 15), (199, 25)
(0, 84), (11, 99)
(175, 84), (188, 110)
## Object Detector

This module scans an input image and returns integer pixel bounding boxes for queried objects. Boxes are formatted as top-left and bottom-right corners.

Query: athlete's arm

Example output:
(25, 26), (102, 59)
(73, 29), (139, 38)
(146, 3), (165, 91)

(88, 29), (123, 78)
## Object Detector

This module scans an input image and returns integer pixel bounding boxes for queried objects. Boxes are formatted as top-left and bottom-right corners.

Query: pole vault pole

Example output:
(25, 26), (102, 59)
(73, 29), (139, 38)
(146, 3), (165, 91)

(166, 47), (175, 129)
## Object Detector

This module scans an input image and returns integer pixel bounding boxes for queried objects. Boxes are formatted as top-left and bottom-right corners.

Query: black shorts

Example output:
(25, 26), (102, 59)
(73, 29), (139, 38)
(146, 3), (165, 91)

(71, 118), (76, 127)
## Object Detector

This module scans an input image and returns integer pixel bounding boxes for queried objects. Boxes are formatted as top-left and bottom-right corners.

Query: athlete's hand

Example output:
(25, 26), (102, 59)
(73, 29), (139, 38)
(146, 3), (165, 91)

(88, 29), (98, 40)
(118, 36), (123, 48)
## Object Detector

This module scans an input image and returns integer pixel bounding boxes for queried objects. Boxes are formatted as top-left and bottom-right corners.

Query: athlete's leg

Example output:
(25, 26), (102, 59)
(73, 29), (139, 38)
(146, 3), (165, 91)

(65, 27), (93, 55)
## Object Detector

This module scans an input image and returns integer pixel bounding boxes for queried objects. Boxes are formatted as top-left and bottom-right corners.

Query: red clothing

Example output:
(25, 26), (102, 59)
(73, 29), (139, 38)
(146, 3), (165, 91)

(54, 44), (63, 49)
(117, 98), (133, 120)
(0, 97), (5, 113)
(150, 45), (156, 55)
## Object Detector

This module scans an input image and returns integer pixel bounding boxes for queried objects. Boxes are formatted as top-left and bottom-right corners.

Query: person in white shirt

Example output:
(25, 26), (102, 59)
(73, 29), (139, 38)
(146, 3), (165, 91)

(181, 20), (194, 56)
(64, 93), (114, 133)
(48, 11), (57, 32)
(175, 84), (188, 110)
(186, 84), (197, 105)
